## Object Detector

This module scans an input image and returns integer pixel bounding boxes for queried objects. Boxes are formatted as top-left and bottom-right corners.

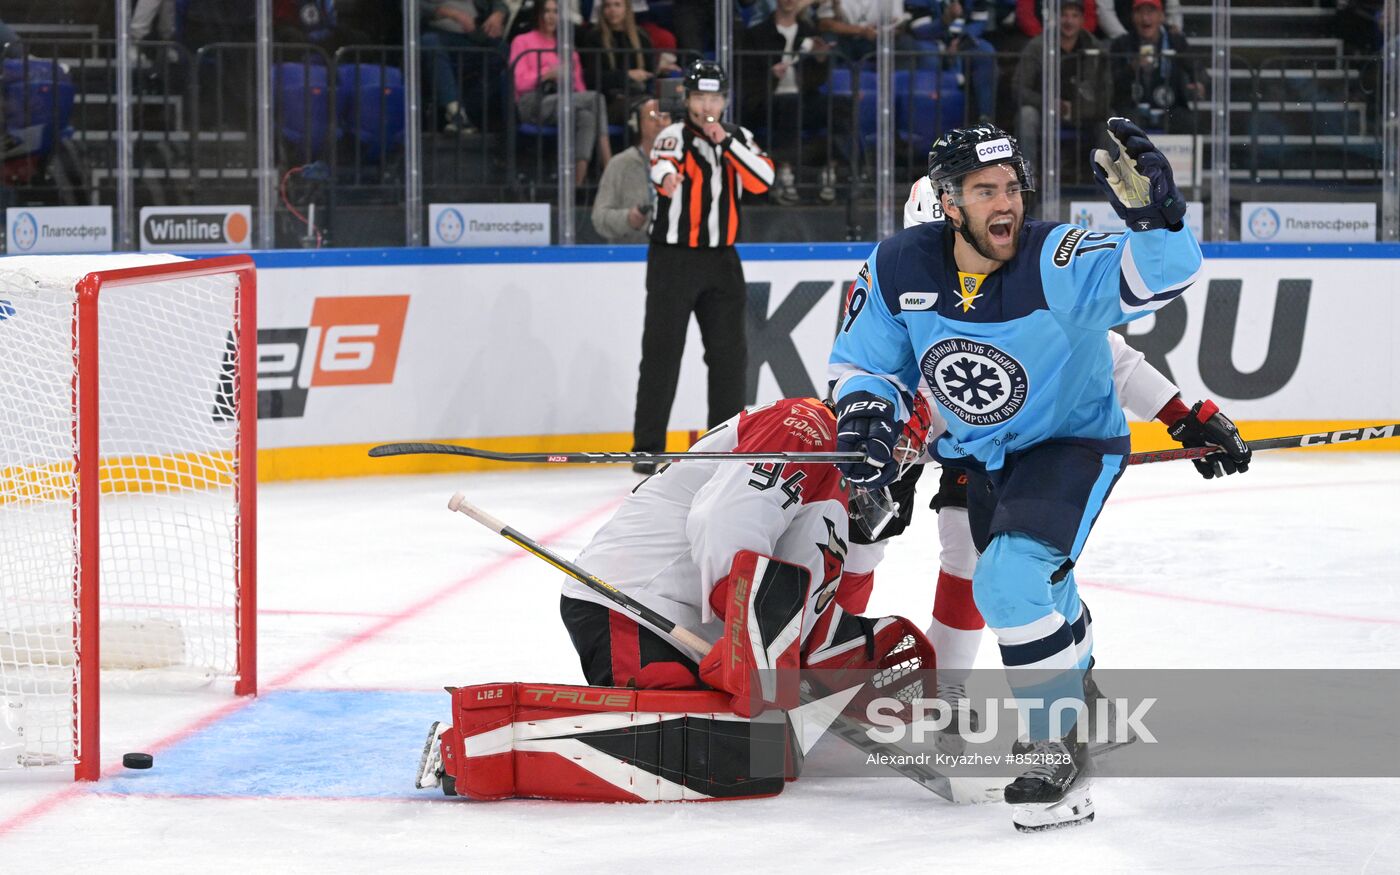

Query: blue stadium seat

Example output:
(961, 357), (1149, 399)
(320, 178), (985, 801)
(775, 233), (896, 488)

(273, 62), (333, 159)
(897, 69), (965, 148)
(2, 58), (75, 159)
(337, 64), (406, 164)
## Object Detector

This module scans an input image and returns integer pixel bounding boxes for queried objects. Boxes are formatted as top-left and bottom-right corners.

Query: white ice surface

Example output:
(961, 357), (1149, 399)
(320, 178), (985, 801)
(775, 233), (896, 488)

(2, 456), (1399, 872)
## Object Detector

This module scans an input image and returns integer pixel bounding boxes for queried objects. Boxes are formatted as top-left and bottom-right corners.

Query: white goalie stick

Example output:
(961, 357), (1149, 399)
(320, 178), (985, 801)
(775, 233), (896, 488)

(444, 491), (993, 803)
(371, 423), (1400, 467)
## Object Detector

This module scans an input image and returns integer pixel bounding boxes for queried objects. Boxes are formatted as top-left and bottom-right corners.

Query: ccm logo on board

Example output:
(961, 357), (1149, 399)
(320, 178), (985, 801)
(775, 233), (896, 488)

(257, 295), (410, 419)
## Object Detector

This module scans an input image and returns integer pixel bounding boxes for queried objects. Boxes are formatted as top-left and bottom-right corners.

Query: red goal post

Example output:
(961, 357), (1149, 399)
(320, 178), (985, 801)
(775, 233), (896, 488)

(0, 254), (257, 781)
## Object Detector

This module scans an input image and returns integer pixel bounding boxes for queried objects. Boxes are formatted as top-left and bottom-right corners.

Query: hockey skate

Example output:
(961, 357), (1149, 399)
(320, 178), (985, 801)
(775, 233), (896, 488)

(1083, 658), (1137, 758)
(932, 681), (981, 757)
(415, 721), (448, 791)
(1005, 738), (1094, 832)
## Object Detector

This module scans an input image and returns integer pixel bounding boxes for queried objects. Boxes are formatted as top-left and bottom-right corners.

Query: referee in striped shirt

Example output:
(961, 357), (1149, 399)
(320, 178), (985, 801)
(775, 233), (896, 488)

(631, 60), (775, 474)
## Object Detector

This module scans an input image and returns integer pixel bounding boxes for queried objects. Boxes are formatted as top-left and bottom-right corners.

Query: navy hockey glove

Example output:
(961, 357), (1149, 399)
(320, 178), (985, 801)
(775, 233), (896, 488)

(1168, 399), (1251, 479)
(834, 391), (901, 489)
(1091, 117), (1187, 232)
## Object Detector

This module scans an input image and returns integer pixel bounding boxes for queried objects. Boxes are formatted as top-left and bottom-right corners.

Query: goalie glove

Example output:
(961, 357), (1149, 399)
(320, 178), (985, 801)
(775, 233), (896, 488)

(1167, 398), (1251, 479)
(805, 614), (937, 720)
(1091, 117), (1187, 232)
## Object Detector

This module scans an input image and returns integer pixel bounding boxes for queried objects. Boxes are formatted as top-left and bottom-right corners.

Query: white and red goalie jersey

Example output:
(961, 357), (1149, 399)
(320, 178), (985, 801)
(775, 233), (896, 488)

(563, 397), (885, 669)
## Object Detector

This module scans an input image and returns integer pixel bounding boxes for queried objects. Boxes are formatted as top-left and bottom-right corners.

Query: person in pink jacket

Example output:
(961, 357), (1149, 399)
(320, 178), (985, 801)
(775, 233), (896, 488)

(510, 0), (613, 184)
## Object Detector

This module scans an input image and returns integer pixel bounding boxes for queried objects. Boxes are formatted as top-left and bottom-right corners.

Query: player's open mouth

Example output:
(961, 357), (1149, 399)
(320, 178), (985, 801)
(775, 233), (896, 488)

(988, 218), (1014, 243)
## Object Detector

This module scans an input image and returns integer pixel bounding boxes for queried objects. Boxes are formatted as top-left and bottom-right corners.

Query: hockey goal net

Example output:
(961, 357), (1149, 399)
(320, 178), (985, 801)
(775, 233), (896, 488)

(0, 254), (256, 781)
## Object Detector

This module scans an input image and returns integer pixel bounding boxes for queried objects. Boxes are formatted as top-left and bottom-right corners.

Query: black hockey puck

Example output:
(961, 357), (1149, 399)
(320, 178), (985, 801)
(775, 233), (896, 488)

(122, 752), (154, 770)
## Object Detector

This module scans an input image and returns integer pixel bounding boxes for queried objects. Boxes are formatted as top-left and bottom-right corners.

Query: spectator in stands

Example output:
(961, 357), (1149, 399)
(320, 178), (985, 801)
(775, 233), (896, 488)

(742, 0), (822, 29)
(1016, 0), (1096, 37)
(671, 0), (715, 55)
(274, 0), (372, 50)
(1014, 0), (1108, 180)
(919, 1), (998, 123)
(1095, 0), (1181, 40)
(816, 0), (917, 61)
(580, 0), (680, 125)
(591, 97), (667, 243)
(738, 0), (838, 205)
(589, 0), (679, 61)
(422, 0), (510, 136)
(1109, 0), (1201, 133)
(129, 0), (177, 65)
(511, 0), (613, 183)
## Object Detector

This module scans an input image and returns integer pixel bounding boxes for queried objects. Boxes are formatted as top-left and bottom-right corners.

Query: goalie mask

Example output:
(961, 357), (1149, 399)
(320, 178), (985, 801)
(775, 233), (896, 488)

(849, 392), (934, 540)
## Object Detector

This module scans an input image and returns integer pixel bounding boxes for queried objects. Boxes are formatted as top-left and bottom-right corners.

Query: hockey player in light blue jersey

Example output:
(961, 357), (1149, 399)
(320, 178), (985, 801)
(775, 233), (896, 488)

(828, 119), (1218, 831)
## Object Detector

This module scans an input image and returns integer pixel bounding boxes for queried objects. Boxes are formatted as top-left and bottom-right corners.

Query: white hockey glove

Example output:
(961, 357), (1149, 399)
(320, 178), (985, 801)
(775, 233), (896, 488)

(1091, 117), (1187, 231)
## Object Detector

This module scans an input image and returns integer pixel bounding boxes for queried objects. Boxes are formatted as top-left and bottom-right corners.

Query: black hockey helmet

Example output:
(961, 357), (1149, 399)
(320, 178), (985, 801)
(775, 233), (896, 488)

(682, 59), (729, 95)
(926, 123), (1033, 203)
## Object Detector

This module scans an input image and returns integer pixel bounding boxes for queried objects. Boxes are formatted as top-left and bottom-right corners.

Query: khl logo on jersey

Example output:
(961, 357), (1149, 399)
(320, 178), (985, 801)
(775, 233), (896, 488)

(920, 337), (1029, 427)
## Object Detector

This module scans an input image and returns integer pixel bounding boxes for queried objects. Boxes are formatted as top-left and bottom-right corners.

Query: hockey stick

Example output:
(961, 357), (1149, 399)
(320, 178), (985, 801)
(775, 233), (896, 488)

(446, 492), (710, 654)
(1125, 423), (1400, 465)
(372, 443), (865, 465)
(444, 491), (980, 803)
(377, 423), (1400, 468)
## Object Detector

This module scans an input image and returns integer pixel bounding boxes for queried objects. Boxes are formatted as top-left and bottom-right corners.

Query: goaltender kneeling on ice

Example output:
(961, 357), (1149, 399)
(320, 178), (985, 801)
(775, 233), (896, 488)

(412, 396), (1122, 832)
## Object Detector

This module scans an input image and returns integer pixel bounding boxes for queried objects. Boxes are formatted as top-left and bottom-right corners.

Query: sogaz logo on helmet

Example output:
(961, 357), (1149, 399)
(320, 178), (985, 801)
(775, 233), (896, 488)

(974, 138), (1013, 163)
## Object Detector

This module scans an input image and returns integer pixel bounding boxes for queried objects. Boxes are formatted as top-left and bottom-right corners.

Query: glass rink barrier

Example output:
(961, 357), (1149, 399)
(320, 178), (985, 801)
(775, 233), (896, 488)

(0, 0), (1396, 248)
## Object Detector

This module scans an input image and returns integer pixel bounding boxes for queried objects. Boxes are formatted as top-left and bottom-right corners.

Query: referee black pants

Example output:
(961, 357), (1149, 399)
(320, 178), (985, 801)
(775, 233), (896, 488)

(632, 244), (748, 452)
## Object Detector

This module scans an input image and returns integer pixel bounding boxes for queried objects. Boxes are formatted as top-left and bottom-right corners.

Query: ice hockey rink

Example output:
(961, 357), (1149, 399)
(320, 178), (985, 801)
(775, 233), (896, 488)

(0, 452), (1397, 872)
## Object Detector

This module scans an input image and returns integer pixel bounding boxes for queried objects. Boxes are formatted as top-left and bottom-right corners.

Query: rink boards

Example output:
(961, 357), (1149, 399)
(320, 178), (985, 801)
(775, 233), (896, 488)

(9, 242), (1390, 480)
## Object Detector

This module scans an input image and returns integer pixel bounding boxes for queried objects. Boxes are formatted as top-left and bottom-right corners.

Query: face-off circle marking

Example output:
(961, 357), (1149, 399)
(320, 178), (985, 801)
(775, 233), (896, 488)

(920, 337), (1029, 427)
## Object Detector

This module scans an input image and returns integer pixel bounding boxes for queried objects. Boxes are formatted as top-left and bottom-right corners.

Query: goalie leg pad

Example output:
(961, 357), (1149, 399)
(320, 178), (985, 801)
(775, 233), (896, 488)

(438, 683), (788, 802)
(700, 551), (810, 717)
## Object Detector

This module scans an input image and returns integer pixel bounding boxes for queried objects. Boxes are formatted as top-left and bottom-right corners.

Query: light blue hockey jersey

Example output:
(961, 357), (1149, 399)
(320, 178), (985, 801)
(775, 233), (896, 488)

(828, 220), (1203, 470)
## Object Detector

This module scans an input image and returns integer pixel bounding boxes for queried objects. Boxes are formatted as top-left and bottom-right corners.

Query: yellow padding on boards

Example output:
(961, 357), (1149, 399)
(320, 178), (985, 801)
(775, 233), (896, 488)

(0, 451), (236, 504)
(260, 421), (1400, 482)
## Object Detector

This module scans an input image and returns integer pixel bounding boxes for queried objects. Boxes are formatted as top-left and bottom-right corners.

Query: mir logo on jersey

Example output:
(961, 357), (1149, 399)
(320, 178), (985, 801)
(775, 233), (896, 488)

(920, 337), (1029, 427)
(250, 295), (410, 419)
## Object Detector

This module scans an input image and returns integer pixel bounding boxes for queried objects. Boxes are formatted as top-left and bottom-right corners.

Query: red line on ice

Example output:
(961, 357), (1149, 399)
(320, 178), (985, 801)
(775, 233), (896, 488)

(0, 496), (621, 840)
(1079, 578), (1400, 626)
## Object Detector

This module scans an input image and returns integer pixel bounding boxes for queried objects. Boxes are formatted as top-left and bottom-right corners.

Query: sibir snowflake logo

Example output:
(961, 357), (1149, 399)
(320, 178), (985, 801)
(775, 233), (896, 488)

(920, 337), (1029, 426)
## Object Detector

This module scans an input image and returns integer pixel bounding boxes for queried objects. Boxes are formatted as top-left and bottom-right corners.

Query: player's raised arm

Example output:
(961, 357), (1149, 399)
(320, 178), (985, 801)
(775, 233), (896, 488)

(1041, 118), (1203, 329)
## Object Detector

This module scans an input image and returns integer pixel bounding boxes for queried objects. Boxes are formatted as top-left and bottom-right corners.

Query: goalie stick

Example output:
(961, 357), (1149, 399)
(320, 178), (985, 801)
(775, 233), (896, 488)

(373, 423), (1400, 467)
(445, 492), (988, 803)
